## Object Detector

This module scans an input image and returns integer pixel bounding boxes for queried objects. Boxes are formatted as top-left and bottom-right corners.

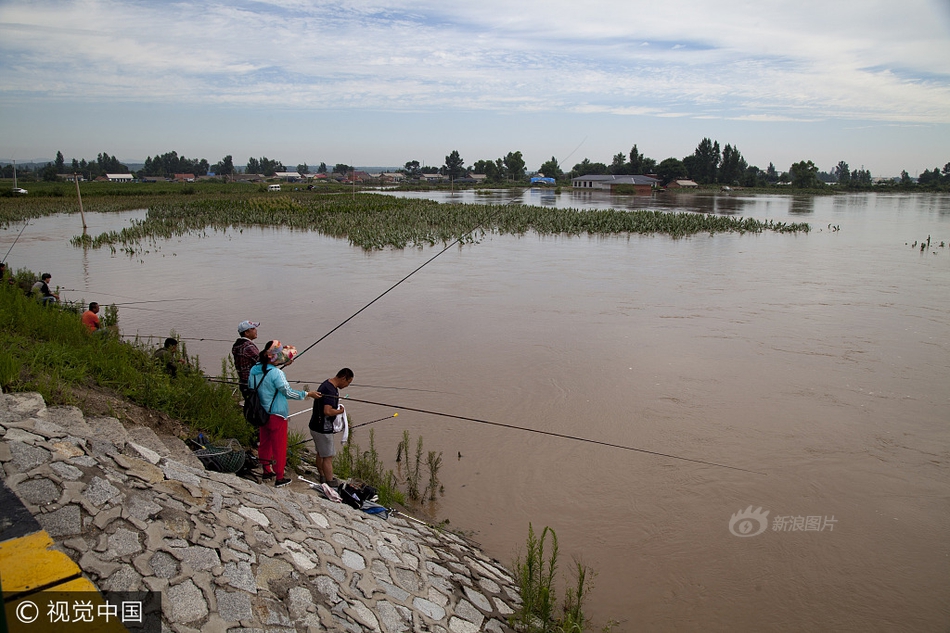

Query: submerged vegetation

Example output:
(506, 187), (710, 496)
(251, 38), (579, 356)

(57, 192), (809, 253)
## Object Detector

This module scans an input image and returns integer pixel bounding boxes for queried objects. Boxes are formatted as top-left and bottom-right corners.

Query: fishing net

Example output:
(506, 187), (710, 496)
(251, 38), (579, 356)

(193, 438), (246, 473)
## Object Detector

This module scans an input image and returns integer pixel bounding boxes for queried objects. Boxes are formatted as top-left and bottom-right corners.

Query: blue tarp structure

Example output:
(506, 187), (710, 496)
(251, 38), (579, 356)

(530, 177), (556, 185)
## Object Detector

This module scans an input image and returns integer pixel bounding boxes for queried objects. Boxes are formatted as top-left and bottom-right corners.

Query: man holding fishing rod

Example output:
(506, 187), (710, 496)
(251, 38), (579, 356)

(310, 368), (354, 487)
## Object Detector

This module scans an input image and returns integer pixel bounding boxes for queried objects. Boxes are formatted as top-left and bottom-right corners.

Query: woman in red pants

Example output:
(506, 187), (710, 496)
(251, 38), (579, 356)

(247, 340), (320, 487)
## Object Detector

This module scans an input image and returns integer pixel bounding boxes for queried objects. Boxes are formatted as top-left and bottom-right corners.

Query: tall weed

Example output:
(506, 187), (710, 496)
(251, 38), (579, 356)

(513, 524), (603, 633)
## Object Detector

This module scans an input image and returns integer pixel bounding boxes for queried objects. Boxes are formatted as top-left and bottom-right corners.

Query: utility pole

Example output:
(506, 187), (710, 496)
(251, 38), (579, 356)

(74, 174), (87, 230)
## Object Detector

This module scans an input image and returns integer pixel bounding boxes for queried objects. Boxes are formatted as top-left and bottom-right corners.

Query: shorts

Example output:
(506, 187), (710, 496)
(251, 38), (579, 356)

(311, 429), (336, 457)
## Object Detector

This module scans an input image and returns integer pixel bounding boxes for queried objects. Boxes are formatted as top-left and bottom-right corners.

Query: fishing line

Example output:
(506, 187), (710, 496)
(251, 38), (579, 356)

(294, 201), (514, 361)
(124, 335), (234, 343)
(312, 392), (765, 476)
(61, 288), (153, 301)
(109, 298), (203, 306)
(286, 380), (456, 395)
(2, 218), (31, 263)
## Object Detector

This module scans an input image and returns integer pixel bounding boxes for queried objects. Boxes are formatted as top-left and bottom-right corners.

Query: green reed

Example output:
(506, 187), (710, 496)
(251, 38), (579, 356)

(54, 192), (809, 253)
(513, 524), (606, 633)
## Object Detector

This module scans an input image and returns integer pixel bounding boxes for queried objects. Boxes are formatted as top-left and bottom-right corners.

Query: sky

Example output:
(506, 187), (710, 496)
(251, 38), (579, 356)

(1, 0), (949, 177)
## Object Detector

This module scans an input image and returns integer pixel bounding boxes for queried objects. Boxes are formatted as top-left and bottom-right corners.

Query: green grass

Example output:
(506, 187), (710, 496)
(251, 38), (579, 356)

(0, 275), (252, 444)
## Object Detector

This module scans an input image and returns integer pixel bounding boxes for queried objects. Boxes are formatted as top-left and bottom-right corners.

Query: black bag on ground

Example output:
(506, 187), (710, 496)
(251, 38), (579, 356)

(337, 483), (363, 509)
(243, 367), (272, 428)
(337, 480), (378, 510)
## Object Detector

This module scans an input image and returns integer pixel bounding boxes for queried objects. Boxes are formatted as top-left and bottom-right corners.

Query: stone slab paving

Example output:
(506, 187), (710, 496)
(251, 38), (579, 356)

(0, 393), (521, 632)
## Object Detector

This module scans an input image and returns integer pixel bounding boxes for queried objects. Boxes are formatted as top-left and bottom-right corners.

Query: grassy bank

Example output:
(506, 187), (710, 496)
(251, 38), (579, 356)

(0, 276), (251, 443)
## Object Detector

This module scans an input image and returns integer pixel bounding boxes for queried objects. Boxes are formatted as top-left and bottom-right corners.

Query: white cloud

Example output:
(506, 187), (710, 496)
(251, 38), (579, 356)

(1, 0), (948, 125)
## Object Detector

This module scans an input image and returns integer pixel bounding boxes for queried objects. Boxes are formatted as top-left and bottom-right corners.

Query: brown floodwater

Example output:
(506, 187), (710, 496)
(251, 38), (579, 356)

(3, 191), (949, 631)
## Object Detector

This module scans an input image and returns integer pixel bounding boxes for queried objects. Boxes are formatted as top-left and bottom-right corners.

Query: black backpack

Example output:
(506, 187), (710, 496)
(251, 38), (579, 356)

(243, 367), (273, 428)
(338, 480), (378, 510)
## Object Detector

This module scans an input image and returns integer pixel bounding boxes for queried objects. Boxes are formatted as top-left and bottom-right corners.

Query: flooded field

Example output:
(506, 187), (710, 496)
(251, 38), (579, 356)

(3, 191), (949, 631)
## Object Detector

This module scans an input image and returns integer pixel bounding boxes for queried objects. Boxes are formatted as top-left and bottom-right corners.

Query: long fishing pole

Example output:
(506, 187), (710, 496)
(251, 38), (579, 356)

(2, 218), (31, 263)
(126, 335), (235, 343)
(294, 200), (515, 361)
(285, 413), (397, 448)
(310, 392), (765, 476)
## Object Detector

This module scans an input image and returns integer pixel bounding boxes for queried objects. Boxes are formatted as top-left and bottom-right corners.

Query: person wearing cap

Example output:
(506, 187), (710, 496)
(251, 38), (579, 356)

(247, 340), (320, 488)
(232, 320), (260, 395)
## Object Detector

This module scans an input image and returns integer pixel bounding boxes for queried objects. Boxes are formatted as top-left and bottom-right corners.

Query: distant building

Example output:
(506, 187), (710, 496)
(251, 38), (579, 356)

(571, 174), (659, 195)
(173, 173), (196, 182)
(274, 171), (303, 182)
(105, 173), (134, 182)
(380, 172), (405, 183)
(666, 179), (699, 189)
(233, 173), (265, 183)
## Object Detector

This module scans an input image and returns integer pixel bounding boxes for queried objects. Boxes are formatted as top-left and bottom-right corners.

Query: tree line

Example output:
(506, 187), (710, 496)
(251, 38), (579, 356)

(6, 144), (950, 191)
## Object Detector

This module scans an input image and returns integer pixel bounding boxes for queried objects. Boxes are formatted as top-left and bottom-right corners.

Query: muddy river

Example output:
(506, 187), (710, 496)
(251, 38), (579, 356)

(3, 190), (949, 631)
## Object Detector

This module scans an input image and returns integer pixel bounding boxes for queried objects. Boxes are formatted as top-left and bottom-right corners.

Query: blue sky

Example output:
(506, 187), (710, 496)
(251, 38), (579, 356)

(1, 0), (949, 177)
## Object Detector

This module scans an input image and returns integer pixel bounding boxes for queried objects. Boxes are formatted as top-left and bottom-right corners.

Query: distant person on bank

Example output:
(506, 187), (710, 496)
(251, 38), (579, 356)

(82, 302), (102, 333)
(248, 341), (320, 488)
(31, 273), (59, 306)
(153, 338), (185, 377)
(310, 368), (355, 487)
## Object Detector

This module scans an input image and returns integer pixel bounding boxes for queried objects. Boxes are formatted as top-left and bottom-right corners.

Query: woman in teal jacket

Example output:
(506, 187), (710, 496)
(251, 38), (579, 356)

(248, 340), (319, 487)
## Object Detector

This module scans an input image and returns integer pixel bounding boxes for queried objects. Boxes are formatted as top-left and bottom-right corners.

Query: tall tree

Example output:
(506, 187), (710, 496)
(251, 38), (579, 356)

(403, 160), (422, 179)
(54, 151), (65, 173)
(789, 160), (821, 188)
(317, 162), (328, 174)
(503, 151), (526, 181)
(609, 152), (627, 175)
(656, 157), (687, 185)
(684, 138), (721, 184)
(213, 155), (234, 176)
(570, 158), (608, 177)
(719, 144), (747, 185)
(627, 145), (656, 174)
(834, 161), (851, 185)
(296, 163), (309, 175)
(537, 156), (562, 180)
(444, 150), (465, 180)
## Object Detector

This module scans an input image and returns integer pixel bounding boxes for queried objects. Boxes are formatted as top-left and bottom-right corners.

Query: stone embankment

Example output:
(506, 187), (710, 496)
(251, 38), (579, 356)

(0, 392), (521, 632)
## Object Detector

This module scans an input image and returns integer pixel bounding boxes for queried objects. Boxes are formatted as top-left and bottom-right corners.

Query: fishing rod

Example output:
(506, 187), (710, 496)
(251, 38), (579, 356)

(289, 380), (456, 395)
(296, 475), (434, 528)
(109, 298), (203, 306)
(284, 413), (398, 448)
(306, 392), (766, 476)
(2, 218), (31, 263)
(60, 288), (147, 301)
(125, 335), (234, 343)
(294, 200), (517, 361)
